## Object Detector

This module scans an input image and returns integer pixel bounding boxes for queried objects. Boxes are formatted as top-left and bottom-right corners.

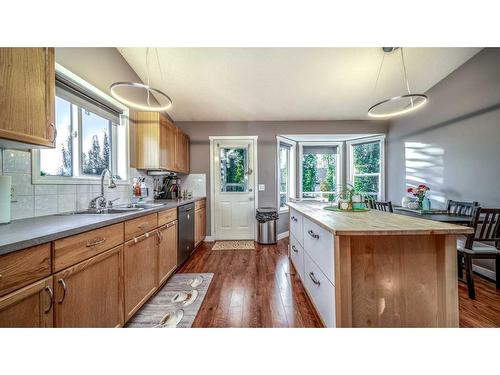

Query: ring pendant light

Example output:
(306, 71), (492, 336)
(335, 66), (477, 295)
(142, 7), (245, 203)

(368, 47), (428, 118)
(110, 48), (172, 111)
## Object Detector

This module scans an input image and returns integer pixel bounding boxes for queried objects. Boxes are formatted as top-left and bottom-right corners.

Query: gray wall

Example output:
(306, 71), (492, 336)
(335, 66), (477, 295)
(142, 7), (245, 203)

(177, 120), (389, 235)
(387, 48), (500, 277)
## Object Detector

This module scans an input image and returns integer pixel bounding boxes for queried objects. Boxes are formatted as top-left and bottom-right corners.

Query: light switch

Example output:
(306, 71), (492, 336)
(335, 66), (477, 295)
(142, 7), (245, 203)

(258, 184), (265, 191)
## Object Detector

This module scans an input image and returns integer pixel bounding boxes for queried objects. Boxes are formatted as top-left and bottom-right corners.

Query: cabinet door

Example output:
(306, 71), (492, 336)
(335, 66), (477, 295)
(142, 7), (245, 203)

(53, 246), (123, 328)
(175, 128), (190, 173)
(131, 111), (161, 169)
(0, 48), (55, 148)
(194, 207), (206, 248)
(158, 221), (178, 286)
(160, 114), (176, 171)
(124, 232), (158, 321)
(0, 277), (54, 328)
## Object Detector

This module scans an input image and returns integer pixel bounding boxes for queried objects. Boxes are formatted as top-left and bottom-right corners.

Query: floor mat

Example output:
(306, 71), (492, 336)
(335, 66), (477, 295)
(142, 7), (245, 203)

(211, 240), (256, 250)
(126, 273), (213, 328)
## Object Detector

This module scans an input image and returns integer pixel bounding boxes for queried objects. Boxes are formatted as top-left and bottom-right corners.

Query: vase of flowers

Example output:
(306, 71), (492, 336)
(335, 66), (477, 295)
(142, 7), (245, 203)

(406, 184), (430, 209)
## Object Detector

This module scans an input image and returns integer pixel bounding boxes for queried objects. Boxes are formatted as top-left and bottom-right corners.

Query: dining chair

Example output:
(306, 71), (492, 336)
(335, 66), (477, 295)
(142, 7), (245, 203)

(449, 200), (479, 280)
(457, 207), (500, 299)
(365, 197), (375, 209)
(447, 200), (479, 216)
(373, 200), (393, 213)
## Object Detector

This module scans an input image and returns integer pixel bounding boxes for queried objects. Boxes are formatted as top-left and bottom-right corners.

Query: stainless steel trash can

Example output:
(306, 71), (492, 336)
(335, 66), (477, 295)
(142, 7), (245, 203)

(256, 207), (279, 245)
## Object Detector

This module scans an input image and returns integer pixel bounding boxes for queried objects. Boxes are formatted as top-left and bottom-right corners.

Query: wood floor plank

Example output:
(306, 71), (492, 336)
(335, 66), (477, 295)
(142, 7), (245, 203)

(178, 238), (498, 328)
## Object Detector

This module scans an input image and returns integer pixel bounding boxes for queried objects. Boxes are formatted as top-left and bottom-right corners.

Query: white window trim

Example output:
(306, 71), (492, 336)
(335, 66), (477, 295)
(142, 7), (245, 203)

(276, 136), (296, 213)
(298, 141), (344, 200)
(31, 63), (130, 185)
(346, 135), (386, 200)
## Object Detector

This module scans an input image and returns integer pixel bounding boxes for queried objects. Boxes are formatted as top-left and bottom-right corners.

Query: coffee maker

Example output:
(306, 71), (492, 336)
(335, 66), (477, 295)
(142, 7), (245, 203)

(153, 174), (181, 200)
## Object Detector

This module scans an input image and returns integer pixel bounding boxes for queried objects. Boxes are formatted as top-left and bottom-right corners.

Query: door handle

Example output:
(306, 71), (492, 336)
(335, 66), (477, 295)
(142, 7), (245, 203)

(292, 245), (298, 253)
(309, 272), (321, 286)
(57, 279), (67, 304)
(44, 286), (54, 314)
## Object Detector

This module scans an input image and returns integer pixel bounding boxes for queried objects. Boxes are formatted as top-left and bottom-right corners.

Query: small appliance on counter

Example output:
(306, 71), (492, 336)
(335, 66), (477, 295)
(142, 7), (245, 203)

(152, 173), (181, 200)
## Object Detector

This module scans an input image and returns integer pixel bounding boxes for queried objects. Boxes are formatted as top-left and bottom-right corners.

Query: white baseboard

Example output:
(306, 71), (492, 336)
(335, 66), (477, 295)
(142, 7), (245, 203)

(204, 235), (215, 242)
(473, 264), (497, 281)
(277, 231), (289, 240)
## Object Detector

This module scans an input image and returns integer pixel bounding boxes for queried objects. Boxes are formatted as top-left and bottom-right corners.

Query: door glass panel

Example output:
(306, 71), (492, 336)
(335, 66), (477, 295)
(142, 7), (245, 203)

(219, 147), (248, 192)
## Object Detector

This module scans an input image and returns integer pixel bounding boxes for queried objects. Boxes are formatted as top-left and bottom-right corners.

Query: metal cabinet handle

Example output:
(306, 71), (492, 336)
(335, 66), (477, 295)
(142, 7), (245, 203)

(86, 237), (106, 247)
(57, 279), (67, 304)
(291, 216), (298, 222)
(157, 230), (163, 244)
(44, 286), (54, 313)
(49, 123), (57, 143)
(309, 272), (321, 286)
(292, 245), (298, 253)
(308, 230), (319, 239)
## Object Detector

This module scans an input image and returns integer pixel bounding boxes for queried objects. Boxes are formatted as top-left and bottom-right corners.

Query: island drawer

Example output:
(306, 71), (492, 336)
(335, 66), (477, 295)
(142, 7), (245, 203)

(53, 223), (124, 272)
(289, 209), (304, 246)
(303, 217), (334, 284)
(0, 243), (51, 297)
(158, 208), (177, 226)
(304, 251), (335, 328)
(289, 233), (304, 281)
(125, 213), (158, 241)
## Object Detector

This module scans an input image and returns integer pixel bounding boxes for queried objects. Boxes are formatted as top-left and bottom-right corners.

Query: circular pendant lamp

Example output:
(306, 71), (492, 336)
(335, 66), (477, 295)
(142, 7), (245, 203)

(110, 48), (172, 111)
(368, 47), (427, 118)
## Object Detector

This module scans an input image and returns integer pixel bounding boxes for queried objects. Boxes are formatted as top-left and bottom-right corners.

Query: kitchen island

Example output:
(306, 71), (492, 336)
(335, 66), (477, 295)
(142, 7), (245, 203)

(286, 201), (473, 328)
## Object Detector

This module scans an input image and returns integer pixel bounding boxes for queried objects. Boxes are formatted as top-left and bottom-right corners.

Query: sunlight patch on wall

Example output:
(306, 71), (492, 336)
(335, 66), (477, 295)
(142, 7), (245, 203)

(404, 142), (447, 207)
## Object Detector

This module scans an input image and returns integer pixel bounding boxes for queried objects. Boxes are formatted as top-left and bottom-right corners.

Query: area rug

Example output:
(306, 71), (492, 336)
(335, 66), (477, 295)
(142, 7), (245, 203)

(211, 240), (255, 250)
(126, 273), (213, 328)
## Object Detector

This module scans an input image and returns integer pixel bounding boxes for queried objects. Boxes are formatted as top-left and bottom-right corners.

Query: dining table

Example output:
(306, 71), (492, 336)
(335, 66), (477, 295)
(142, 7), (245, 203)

(393, 206), (472, 225)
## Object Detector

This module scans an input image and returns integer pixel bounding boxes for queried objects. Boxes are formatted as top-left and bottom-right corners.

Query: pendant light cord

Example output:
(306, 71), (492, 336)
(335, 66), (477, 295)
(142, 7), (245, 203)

(146, 47), (151, 107)
(371, 52), (386, 103)
(400, 48), (414, 107)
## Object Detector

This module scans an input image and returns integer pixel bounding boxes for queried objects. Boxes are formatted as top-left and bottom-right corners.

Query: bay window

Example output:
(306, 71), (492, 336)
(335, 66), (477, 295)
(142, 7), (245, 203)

(346, 136), (385, 200)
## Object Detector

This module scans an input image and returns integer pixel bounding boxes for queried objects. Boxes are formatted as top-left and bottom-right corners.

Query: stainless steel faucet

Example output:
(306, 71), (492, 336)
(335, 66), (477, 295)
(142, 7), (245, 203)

(88, 168), (117, 211)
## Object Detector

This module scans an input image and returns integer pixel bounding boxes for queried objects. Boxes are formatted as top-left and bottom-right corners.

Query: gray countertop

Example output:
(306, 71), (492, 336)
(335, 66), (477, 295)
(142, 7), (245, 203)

(0, 197), (206, 256)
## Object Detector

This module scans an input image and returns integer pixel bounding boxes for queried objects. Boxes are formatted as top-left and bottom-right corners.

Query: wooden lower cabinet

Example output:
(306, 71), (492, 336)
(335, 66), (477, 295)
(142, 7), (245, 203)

(53, 246), (123, 328)
(0, 277), (54, 328)
(158, 221), (178, 286)
(195, 206), (206, 248)
(124, 230), (159, 321)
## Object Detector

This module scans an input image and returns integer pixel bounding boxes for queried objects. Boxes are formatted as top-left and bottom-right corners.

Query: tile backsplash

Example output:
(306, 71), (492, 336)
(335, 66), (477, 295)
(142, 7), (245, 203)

(0, 149), (153, 220)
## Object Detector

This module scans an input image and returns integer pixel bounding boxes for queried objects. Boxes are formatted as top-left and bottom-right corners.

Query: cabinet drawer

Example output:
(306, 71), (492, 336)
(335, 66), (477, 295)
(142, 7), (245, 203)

(303, 217), (334, 284)
(289, 209), (304, 246)
(289, 233), (304, 281)
(0, 244), (51, 297)
(158, 208), (177, 226)
(304, 251), (335, 328)
(53, 223), (124, 272)
(194, 199), (206, 210)
(125, 213), (158, 241)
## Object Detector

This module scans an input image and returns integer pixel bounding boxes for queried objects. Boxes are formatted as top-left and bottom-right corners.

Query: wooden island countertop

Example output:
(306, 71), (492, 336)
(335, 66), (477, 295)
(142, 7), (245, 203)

(286, 201), (473, 236)
(286, 201), (472, 327)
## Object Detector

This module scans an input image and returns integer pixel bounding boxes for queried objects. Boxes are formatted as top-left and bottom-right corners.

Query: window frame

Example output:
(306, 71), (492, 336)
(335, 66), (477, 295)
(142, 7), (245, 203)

(346, 135), (386, 200)
(276, 136), (296, 213)
(298, 141), (343, 201)
(32, 64), (130, 185)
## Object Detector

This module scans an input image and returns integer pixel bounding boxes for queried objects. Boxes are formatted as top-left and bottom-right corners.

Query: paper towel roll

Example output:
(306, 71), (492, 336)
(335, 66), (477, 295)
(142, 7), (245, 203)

(0, 176), (12, 224)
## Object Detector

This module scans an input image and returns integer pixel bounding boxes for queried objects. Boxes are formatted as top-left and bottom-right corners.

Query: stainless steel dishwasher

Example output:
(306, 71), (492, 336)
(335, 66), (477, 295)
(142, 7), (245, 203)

(178, 202), (195, 265)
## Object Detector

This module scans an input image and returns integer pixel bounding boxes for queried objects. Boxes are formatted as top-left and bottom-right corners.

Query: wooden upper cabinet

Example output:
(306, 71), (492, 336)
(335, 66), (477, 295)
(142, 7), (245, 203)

(175, 127), (190, 174)
(131, 111), (189, 173)
(53, 246), (124, 328)
(0, 48), (56, 148)
(0, 277), (54, 328)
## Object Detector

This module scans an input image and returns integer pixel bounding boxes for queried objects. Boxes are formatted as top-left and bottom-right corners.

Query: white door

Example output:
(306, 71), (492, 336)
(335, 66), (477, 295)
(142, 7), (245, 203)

(213, 139), (256, 240)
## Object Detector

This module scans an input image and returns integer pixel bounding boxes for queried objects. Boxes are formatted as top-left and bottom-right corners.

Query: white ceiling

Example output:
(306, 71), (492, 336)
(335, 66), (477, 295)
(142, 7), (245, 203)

(118, 48), (481, 122)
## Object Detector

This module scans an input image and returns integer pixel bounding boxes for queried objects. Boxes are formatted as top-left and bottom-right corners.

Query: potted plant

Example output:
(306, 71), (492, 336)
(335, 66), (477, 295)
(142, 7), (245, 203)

(406, 184), (430, 210)
(335, 184), (365, 210)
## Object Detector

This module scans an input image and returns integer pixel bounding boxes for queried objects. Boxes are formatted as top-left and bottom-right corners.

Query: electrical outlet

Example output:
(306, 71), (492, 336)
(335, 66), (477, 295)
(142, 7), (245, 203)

(258, 184), (265, 191)
(10, 185), (17, 202)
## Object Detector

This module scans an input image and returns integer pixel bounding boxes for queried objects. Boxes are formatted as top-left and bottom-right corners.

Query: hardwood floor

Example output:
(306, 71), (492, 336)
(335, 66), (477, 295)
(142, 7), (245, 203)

(178, 239), (323, 327)
(179, 238), (499, 328)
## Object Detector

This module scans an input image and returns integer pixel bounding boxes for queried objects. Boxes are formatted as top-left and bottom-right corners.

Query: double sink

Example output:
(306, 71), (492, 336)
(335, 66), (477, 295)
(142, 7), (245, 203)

(61, 203), (165, 215)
